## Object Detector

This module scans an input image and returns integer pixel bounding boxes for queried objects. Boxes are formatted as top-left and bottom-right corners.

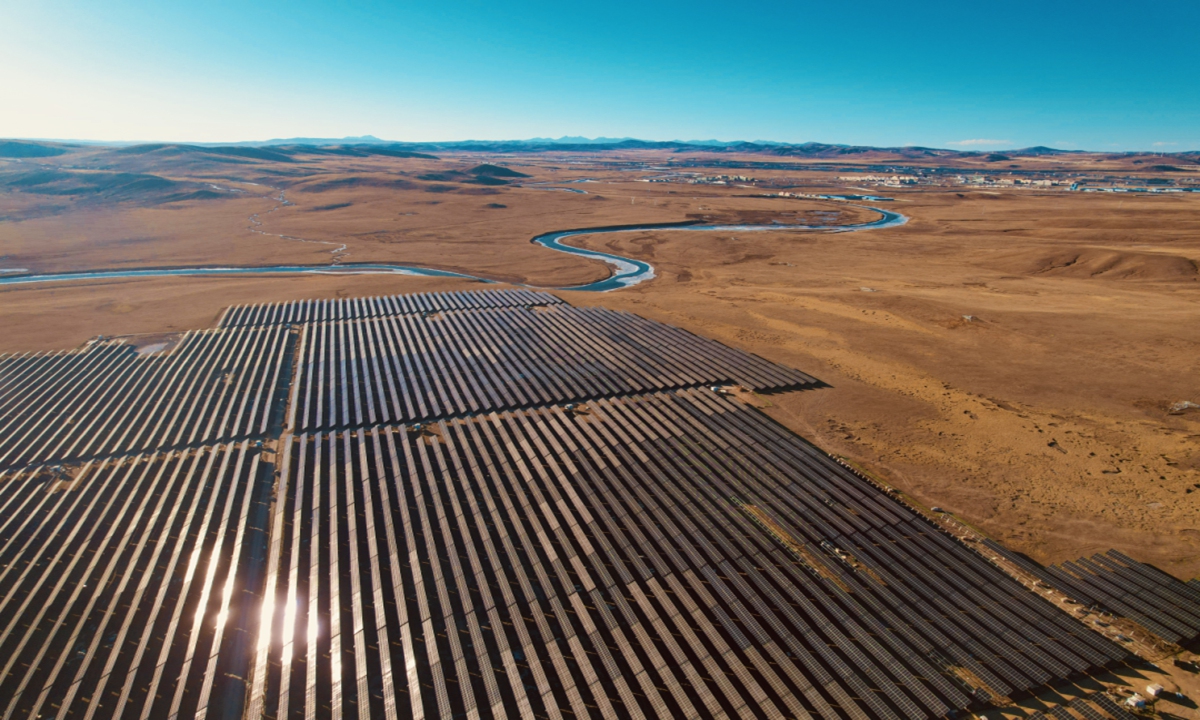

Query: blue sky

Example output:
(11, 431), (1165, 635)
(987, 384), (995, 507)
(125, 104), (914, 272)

(2, 0), (1197, 150)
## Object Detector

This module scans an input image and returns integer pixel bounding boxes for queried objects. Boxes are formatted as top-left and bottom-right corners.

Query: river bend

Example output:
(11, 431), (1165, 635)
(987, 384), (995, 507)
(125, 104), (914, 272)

(0, 206), (906, 292)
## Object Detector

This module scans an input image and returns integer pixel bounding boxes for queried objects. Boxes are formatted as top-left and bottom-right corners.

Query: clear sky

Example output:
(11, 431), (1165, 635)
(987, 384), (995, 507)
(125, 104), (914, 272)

(2, 0), (1197, 151)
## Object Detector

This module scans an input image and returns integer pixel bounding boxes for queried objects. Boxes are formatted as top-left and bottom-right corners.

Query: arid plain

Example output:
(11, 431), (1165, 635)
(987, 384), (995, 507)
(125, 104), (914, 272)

(2, 142), (1198, 586)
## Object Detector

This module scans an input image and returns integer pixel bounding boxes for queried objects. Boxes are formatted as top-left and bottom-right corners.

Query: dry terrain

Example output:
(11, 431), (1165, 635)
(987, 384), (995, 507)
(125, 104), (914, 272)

(569, 188), (1200, 583)
(1, 143), (1198, 589)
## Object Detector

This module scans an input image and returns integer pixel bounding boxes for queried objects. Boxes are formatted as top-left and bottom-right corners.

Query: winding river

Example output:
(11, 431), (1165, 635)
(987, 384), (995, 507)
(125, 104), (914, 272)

(0, 206), (906, 293)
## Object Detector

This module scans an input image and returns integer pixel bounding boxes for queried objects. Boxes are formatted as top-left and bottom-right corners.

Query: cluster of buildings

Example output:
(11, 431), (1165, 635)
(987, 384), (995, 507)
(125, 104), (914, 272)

(951, 174), (1197, 193)
(687, 174), (755, 185)
(955, 175), (1062, 188)
(633, 165), (1196, 196)
(638, 173), (756, 185)
(763, 191), (892, 202)
(1076, 185), (1198, 194)
(838, 174), (919, 186)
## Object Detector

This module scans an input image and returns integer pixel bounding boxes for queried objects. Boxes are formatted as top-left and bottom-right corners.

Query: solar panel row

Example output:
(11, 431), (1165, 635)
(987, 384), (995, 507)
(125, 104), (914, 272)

(218, 289), (563, 327)
(0, 328), (292, 469)
(1070, 695), (1117, 720)
(1090, 692), (1138, 720)
(1057, 554), (1200, 645)
(980, 539), (1200, 646)
(0, 443), (270, 719)
(994, 691), (1131, 719)
(250, 389), (1125, 720)
(289, 305), (816, 431)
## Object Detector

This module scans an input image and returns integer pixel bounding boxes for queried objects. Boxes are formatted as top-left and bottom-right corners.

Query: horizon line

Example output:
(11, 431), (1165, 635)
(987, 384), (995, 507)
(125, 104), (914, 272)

(2, 135), (1196, 155)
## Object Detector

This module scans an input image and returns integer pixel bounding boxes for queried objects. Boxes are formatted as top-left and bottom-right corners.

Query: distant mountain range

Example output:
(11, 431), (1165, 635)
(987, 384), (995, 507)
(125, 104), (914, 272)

(2, 136), (1198, 160)
(203, 136), (1052, 158)
(147, 137), (1200, 159)
(238, 135), (761, 148)
(226, 135), (391, 147)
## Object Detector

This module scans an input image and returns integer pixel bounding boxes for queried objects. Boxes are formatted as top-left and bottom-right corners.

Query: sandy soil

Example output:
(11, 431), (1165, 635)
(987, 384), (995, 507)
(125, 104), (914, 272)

(0, 149), (875, 284)
(2, 148), (1197, 588)
(567, 189), (1200, 579)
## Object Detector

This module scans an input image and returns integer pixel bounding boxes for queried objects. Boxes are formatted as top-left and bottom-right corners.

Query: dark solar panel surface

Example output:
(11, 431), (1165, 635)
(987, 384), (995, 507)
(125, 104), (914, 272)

(289, 304), (817, 431)
(0, 327), (292, 469)
(983, 541), (1200, 646)
(252, 390), (1125, 719)
(0, 289), (1148, 719)
(218, 289), (563, 327)
(0, 444), (269, 719)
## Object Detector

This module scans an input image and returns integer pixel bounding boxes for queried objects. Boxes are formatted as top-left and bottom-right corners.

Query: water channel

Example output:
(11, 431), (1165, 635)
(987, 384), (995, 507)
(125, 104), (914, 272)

(0, 206), (906, 293)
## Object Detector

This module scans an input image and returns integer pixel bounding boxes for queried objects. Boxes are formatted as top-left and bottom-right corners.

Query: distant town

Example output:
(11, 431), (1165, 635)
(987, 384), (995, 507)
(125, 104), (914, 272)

(637, 167), (1199, 194)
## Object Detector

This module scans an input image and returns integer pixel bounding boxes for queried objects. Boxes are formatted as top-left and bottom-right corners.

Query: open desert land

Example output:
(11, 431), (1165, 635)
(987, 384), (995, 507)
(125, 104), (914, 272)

(0, 147), (877, 281)
(569, 188), (1200, 577)
(2, 144), (1198, 583)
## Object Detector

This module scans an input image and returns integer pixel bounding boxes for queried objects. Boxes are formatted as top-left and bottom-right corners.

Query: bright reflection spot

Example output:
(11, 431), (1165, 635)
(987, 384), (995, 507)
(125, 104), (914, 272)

(280, 599), (299, 665)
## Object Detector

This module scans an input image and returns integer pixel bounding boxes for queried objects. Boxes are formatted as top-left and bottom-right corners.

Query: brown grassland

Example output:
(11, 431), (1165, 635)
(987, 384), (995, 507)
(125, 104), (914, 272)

(2, 145), (1198, 590)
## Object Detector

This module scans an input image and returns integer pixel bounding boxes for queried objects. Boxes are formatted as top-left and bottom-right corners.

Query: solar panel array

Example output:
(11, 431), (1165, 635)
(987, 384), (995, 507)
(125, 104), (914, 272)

(251, 390), (1126, 720)
(1025, 692), (1140, 720)
(218, 289), (563, 327)
(0, 288), (1179, 720)
(1088, 693), (1138, 720)
(981, 541), (1200, 646)
(0, 327), (291, 469)
(0, 443), (269, 720)
(289, 305), (817, 431)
